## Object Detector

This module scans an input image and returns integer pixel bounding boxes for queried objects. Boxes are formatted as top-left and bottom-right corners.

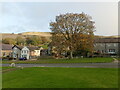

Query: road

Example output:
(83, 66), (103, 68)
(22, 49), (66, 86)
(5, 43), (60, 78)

(2, 62), (119, 68)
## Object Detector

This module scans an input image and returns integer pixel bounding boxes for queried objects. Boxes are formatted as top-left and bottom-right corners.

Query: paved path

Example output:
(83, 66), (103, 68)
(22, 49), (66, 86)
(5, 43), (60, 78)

(2, 63), (119, 68)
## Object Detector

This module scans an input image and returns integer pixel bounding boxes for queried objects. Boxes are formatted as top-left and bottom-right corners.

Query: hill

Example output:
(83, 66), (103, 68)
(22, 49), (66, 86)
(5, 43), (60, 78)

(1, 33), (22, 39)
(1, 32), (119, 39)
(19, 32), (51, 37)
(1, 32), (52, 39)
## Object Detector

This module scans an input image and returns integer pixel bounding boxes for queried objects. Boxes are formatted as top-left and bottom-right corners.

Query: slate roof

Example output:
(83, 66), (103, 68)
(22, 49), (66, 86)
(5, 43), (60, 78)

(28, 46), (40, 51)
(2, 44), (13, 50)
(12, 45), (40, 51)
(94, 38), (120, 43)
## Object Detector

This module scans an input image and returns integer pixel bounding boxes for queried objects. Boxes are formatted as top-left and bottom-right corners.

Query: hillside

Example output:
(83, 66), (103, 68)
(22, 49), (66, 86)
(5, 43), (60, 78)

(95, 35), (120, 38)
(1, 32), (119, 39)
(1, 32), (51, 39)
(1, 33), (23, 39)
(19, 32), (52, 37)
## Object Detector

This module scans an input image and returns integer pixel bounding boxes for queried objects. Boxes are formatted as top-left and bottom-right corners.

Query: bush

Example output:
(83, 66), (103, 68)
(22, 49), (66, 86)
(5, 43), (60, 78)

(2, 57), (8, 60)
(2, 57), (16, 60)
(37, 56), (55, 60)
(8, 57), (15, 60)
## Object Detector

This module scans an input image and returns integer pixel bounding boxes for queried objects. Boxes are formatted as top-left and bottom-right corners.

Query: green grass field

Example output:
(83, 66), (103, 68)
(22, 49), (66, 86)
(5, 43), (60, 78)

(2, 67), (15, 70)
(2, 57), (114, 64)
(2, 67), (118, 88)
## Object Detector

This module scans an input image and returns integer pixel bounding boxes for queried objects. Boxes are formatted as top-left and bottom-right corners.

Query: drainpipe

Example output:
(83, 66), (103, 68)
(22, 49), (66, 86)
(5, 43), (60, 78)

(105, 42), (107, 57)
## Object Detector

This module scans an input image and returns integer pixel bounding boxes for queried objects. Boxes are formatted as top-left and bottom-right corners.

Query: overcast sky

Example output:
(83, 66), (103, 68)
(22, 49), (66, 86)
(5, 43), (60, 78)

(0, 2), (118, 36)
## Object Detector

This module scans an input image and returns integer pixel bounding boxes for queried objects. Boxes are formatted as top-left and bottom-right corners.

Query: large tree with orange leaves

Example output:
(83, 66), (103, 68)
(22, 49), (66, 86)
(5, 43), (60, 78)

(50, 13), (95, 59)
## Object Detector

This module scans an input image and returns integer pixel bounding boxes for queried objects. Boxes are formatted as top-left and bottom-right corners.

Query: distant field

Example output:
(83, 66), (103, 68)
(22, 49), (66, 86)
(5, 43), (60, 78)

(1, 32), (51, 39)
(2, 57), (114, 64)
(2, 67), (118, 88)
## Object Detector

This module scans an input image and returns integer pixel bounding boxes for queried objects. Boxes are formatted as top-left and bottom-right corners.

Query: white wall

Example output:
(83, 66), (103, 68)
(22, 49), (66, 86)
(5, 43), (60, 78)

(21, 46), (30, 59)
(34, 50), (41, 56)
(12, 47), (21, 58)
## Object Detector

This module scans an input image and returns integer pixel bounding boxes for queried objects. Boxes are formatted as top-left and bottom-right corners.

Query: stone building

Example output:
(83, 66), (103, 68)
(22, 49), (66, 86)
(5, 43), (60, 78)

(94, 38), (120, 56)
(1, 44), (13, 57)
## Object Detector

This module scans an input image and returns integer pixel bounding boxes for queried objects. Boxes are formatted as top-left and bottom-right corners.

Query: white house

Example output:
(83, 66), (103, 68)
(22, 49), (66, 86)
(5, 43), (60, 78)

(21, 46), (30, 59)
(12, 45), (42, 60)
(12, 45), (21, 59)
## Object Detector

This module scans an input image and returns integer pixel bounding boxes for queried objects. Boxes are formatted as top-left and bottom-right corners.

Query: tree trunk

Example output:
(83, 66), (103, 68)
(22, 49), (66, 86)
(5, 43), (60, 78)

(69, 51), (73, 59)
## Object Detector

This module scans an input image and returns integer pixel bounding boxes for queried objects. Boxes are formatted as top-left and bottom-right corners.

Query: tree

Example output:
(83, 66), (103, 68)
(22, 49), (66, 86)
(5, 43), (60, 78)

(41, 36), (49, 44)
(16, 36), (26, 45)
(26, 36), (41, 46)
(2, 38), (16, 45)
(50, 34), (68, 57)
(50, 13), (95, 59)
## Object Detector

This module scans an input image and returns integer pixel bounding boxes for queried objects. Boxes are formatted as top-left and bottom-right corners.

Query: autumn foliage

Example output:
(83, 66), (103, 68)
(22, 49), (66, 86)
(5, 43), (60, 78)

(50, 13), (95, 58)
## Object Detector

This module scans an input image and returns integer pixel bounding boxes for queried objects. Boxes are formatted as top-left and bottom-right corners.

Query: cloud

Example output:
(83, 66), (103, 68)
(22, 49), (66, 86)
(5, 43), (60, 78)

(0, 2), (118, 36)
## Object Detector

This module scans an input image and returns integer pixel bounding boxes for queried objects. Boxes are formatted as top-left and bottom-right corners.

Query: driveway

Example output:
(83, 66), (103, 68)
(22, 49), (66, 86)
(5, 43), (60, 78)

(2, 62), (119, 68)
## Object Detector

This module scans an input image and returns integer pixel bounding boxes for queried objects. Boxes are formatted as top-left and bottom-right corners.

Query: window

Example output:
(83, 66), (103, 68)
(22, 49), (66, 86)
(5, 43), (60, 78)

(22, 51), (23, 53)
(109, 49), (115, 52)
(24, 55), (27, 58)
(22, 55), (27, 58)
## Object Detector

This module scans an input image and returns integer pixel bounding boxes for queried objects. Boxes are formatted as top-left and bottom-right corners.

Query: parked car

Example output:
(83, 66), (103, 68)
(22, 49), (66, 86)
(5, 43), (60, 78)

(19, 57), (27, 60)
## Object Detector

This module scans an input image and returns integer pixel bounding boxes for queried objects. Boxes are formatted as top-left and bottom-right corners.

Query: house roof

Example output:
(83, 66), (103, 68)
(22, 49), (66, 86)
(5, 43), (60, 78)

(12, 45), (22, 50)
(2, 44), (13, 50)
(12, 45), (40, 51)
(28, 46), (40, 51)
(94, 38), (120, 43)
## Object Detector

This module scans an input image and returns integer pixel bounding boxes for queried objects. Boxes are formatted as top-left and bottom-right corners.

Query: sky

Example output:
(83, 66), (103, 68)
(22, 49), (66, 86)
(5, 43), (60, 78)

(0, 2), (118, 36)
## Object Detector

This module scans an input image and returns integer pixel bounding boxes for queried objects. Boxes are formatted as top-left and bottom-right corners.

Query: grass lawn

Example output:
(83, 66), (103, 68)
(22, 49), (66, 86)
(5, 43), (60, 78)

(2, 67), (15, 70)
(2, 67), (118, 88)
(2, 57), (114, 64)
